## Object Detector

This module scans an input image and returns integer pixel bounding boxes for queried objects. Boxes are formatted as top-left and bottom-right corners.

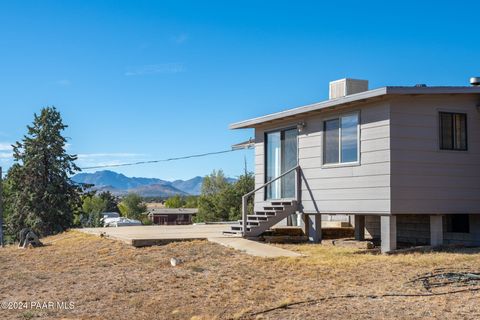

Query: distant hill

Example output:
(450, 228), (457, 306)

(71, 170), (168, 190)
(170, 176), (204, 195)
(71, 170), (235, 197)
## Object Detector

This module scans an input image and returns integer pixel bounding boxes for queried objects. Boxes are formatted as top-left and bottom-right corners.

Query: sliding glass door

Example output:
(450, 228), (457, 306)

(265, 128), (298, 200)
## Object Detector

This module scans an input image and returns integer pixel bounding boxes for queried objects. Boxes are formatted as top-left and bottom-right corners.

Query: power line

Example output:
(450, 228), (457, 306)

(79, 148), (242, 170)
(0, 145), (253, 174)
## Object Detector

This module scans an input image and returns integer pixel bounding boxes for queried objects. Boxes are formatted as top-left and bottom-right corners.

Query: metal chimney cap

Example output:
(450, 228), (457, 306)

(470, 77), (480, 86)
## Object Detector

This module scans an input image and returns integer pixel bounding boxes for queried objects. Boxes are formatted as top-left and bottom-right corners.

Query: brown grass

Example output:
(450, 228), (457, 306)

(1, 231), (480, 319)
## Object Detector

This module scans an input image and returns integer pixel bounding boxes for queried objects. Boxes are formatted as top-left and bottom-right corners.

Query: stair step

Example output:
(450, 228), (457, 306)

(263, 206), (286, 211)
(255, 211), (277, 216)
(238, 220), (260, 226)
(230, 225), (251, 232)
(222, 230), (241, 235)
(231, 199), (298, 237)
(247, 215), (269, 221)
(270, 201), (294, 206)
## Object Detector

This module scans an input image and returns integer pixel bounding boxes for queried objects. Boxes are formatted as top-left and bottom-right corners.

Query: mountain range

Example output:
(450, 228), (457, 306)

(71, 170), (233, 197)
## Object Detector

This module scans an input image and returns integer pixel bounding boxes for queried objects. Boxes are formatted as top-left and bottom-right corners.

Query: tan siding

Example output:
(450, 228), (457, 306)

(249, 93), (480, 218)
(390, 95), (480, 214)
(301, 200), (390, 213)
(252, 100), (391, 214)
(303, 175), (390, 189)
(254, 129), (265, 203)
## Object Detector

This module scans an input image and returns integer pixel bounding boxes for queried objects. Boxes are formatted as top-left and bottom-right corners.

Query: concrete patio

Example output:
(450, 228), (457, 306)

(79, 224), (302, 258)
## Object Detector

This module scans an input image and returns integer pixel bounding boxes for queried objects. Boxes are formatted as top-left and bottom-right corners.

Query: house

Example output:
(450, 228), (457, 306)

(147, 208), (197, 225)
(228, 77), (480, 253)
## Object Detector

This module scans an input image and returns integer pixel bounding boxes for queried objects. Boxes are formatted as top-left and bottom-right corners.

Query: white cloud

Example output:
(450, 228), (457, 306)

(76, 153), (143, 159)
(0, 152), (12, 159)
(0, 143), (11, 151)
(75, 153), (146, 169)
(125, 63), (186, 76)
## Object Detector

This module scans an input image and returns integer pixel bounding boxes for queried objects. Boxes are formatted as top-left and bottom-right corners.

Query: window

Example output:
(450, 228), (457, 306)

(439, 112), (467, 150)
(447, 214), (470, 233)
(323, 113), (359, 165)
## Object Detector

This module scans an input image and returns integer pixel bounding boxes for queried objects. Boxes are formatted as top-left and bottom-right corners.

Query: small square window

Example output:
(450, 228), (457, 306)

(439, 112), (467, 151)
(447, 214), (470, 233)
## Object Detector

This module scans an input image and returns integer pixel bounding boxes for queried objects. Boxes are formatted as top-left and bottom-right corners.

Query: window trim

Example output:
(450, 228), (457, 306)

(439, 111), (468, 151)
(322, 111), (361, 168)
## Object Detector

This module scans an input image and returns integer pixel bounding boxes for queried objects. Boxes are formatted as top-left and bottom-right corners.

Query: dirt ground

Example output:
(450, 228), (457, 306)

(1, 231), (480, 320)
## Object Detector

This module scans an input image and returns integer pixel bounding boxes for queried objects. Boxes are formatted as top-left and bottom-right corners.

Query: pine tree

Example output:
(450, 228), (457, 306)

(7, 107), (81, 237)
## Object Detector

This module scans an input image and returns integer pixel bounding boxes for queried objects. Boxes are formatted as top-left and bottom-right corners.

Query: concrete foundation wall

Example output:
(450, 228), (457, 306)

(366, 214), (480, 246)
(444, 214), (480, 246)
(365, 215), (380, 239)
(396, 215), (430, 245)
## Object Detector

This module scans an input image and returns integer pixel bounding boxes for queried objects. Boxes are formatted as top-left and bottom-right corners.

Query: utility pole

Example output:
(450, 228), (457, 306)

(0, 166), (3, 247)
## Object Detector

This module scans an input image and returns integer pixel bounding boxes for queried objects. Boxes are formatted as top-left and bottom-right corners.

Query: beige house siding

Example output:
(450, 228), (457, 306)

(390, 95), (480, 214)
(253, 100), (392, 215)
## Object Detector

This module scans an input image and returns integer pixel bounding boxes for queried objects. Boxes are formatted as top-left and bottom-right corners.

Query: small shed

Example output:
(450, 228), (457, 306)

(147, 208), (198, 225)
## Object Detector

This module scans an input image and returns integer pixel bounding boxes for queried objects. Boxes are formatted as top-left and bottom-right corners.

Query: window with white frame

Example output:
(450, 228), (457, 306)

(323, 113), (359, 165)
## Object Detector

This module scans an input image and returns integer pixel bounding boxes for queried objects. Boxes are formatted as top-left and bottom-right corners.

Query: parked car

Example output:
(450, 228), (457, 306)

(102, 212), (120, 227)
(100, 212), (141, 227)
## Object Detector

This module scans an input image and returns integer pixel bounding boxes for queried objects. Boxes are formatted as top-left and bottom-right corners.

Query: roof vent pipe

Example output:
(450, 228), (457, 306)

(470, 77), (480, 86)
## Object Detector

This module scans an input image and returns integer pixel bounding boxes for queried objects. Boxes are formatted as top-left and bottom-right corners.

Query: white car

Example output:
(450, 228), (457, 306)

(103, 215), (142, 227)
(102, 212), (120, 227)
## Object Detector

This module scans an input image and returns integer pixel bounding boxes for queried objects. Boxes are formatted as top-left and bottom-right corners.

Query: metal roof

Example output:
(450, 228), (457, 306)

(230, 86), (480, 129)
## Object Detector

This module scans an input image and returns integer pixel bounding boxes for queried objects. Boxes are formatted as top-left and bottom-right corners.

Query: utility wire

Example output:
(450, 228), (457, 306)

(79, 148), (241, 170)
(0, 145), (253, 174)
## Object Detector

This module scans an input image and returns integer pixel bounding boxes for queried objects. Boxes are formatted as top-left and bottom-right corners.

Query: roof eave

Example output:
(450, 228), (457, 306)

(229, 86), (480, 129)
(229, 87), (388, 129)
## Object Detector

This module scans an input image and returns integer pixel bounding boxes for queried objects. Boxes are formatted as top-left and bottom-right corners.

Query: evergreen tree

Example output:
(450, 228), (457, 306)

(98, 191), (119, 212)
(184, 195), (198, 208)
(7, 107), (81, 237)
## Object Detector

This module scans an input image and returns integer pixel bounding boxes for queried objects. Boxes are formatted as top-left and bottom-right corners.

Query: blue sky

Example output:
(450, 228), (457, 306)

(0, 0), (478, 180)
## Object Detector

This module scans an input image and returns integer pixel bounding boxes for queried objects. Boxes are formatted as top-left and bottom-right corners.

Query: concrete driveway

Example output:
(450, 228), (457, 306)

(79, 224), (302, 258)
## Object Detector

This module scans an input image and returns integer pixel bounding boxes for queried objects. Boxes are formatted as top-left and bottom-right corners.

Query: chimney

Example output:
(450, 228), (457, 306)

(329, 78), (369, 99)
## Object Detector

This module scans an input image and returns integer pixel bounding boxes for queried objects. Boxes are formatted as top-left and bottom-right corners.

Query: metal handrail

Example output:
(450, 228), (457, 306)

(241, 165), (301, 236)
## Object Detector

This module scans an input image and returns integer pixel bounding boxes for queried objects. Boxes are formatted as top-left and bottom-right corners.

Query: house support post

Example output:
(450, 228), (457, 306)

(241, 196), (247, 237)
(381, 215), (397, 253)
(354, 215), (365, 241)
(307, 214), (322, 243)
(430, 215), (443, 247)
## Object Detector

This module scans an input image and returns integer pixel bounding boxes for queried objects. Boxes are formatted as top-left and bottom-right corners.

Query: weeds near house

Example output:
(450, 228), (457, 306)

(1, 231), (480, 319)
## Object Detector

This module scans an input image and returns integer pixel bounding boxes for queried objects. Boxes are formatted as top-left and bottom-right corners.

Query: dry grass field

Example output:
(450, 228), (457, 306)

(1, 231), (480, 320)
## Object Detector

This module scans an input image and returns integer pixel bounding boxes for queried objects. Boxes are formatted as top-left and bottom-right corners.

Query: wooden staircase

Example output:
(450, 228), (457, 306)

(225, 200), (298, 237)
